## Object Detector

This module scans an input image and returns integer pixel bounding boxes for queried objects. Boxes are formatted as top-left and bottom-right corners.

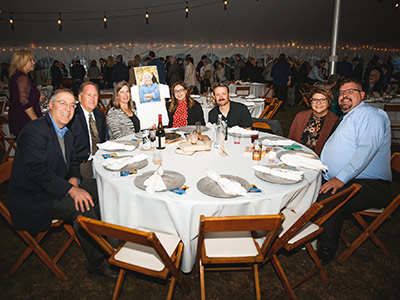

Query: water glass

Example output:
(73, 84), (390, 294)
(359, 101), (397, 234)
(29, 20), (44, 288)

(152, 150), (163, 165)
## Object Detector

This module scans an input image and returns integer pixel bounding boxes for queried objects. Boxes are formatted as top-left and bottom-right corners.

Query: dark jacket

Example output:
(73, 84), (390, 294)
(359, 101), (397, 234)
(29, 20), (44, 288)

(288, 109), (338, 156)
(68, 104), (106, 163)
(166, 100), (205, 127)
(8, 114), (81, 231)
(112, 62), (129, 84)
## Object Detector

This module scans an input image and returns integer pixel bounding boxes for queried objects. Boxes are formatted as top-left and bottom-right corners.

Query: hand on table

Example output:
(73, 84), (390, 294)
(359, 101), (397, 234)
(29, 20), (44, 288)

(319, 177), (344, 195)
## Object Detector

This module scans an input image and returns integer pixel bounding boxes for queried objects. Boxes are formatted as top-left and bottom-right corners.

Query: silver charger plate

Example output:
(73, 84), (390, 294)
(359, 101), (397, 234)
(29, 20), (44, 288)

(197, 175), (250, 198)
(103, 158), (148, 172)
(254, 165), (303, 184)
(134, 170), (186, 192)
(276, 150), (318, 160)
(179, 125), (209, 133)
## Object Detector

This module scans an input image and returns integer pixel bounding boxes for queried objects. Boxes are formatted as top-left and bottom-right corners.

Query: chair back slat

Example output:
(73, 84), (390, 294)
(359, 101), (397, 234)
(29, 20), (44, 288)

(314, 184), (361, 226)
(236, 86), (250, 96)
(391, 152), (400, 174)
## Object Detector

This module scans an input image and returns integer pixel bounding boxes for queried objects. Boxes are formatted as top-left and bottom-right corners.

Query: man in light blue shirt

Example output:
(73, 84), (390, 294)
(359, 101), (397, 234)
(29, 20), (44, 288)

(317, 77), (392, 264)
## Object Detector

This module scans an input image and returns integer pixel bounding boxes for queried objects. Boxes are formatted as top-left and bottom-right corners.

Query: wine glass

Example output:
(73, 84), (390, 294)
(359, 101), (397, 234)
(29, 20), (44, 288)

(152, 150), (163, 165)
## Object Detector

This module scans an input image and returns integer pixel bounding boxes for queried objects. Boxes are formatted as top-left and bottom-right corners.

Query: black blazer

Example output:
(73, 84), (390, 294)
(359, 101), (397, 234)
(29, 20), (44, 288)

(166, 100), (205, 127)
(68, 104), (106, 163)
(8, 114), (81, 231)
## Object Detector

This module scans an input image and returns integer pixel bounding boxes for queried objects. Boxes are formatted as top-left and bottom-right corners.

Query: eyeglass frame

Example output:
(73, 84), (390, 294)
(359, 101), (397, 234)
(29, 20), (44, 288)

(54, 100), (77, 109)
(310, 98), (328, 103)
(338, 88), (362, 97)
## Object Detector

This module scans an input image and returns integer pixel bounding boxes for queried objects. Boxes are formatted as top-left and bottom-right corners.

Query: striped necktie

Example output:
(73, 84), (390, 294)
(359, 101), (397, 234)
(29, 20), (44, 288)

(89, 113), (99, 155)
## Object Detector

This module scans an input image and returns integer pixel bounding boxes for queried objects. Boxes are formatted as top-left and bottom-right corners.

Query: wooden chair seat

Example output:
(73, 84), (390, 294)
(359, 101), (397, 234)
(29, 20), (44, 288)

(197, 214), (284, 300)
(264, 184), (361, 300)
(0, 159), (78, 280)
(339, 152), (400, 262)
(77, 216), (188, 300)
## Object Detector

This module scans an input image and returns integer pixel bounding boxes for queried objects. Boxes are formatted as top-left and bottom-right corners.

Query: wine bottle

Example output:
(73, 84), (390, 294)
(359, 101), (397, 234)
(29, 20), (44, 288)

(156, 114), (166, 149)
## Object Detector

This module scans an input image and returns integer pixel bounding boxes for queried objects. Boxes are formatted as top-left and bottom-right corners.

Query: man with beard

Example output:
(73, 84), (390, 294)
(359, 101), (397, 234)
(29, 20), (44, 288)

(208, 83), (252, 128)
(316, 78), (392, 264)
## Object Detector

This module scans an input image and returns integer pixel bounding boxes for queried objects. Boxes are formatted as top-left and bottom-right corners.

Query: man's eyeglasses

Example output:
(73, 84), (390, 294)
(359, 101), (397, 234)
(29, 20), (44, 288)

(310, 98), (328, 103)
(55, 100), (77, 109)
(339, 89), (361, 97)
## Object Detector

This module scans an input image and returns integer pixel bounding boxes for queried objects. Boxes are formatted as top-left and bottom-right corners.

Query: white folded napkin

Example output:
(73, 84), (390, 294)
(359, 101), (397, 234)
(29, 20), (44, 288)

(252, 165), (304, 181)
(143, 166), (167, 195)
(206, 170), (247, 196)
(97, 140), (136, 151)
(229, 126), (258, 136)
(245, 94), (256, 99)
(102, 153), (148, 171)
(261, 138), (293, 146)
(244, 101), (255, 106)
(280, 154), (328, 172)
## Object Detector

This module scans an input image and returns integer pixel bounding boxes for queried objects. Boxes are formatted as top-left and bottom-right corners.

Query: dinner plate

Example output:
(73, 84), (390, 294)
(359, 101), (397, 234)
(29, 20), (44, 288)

(254, 165), (303, 184)
(179, 125), (209, 133)
(103, 158), (148, 172)
(259, 136), (293, 145)
(134, 170), (186, 192)
(191, 94), (200, 98)
(135, 132), (143, 138)
(197, 175), (250, 198)
(277, 150), (319, 160)
(166, 132), (181, 140)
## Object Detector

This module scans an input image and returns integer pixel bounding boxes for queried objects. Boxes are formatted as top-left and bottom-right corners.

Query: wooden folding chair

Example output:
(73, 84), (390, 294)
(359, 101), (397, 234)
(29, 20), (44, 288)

(252, 98), (282, 132)
(298, 85), (311, 108)
(196, 214), (284, 300)
(383, 104), (400, 145)
(98, 94), (113, 115)
(77, 216), (188, 300)
(236, 86), (251, 96)
(0, 159), (79, 280)
(264, 184), (361, 300)
(339, 153), (400, 262)
(263, 83), (274, 98)
(0, 116), (17, 163)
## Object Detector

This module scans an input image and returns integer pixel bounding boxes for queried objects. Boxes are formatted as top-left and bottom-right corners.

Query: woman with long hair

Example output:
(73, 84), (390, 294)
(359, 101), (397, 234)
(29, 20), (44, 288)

(9, 50), (44, 136)
(167, 81), (205, 128)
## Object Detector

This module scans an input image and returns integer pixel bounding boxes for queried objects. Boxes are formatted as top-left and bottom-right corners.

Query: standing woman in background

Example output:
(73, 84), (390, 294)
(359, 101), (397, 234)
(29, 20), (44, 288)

(104, 56), (115, 88)
(9, 50), (44, 137)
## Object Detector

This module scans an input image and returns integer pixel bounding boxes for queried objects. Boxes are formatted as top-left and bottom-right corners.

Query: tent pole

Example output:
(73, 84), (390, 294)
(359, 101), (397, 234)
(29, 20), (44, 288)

(329, 0), (341, 75)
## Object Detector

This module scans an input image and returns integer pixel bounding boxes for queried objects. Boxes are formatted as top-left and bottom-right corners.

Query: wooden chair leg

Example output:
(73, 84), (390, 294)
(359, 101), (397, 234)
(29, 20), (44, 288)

(339, 212), (393, 262)
(9, 230), (49, 274)
(353, 213), (393, 259)
(200, 261), (206, 300)
(112, 269), (126, 300)
(340, 231), (351, 248)
(253, 264), (261, 300)
(12, 230), (67, 280)
(270, 254), (297, 300)
(305, 242), (329, 283)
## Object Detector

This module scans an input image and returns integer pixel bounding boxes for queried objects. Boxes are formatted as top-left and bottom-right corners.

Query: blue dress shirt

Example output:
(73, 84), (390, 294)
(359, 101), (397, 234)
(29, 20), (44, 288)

(321, 102), (392, 184)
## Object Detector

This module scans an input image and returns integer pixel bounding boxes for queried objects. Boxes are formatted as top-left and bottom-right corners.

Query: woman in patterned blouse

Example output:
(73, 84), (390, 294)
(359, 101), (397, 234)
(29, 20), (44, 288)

(288, 87), (338, 155)
(166, 81), (205, 128)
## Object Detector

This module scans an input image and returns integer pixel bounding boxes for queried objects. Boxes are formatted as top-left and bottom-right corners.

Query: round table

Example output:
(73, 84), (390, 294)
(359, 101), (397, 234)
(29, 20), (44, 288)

(93, 133), (321, 272)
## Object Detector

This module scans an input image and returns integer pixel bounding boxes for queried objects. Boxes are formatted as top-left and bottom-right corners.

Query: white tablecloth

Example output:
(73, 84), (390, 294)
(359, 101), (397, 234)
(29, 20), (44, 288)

(228, 83), (267, 97)
(93, 133), (321, 272)
(367, 99), (400, 141)
(196, 96), (265, 123)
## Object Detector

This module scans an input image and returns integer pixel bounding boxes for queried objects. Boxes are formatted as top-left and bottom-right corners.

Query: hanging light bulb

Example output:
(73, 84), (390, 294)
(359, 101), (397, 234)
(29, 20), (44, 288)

(104, 11), (108, 29)
(58, 13), (62, 31)
(145, 8), (149, 24)
(10, 12), (14, 31)
(395, 2), (399, 8)
(185, 2), (189, 18)
(223, 0), (228, 10)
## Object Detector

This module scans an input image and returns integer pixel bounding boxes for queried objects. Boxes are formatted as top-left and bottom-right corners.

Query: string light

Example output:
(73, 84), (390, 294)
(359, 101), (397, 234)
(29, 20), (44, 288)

(104, 11), (108, 29)
(145, 8), (149, 24)
(10, 12), (14, 31)
(58, 12), (62, 31)
(185, 2), (189, 18)
(223, 0), (228, 10)
(395, 2), (399, 8)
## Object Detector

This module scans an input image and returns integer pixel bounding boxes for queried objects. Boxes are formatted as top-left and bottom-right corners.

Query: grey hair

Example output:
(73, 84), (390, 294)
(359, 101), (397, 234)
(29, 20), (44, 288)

(49, 88), (75, 103)
(369, 69), (381, 80)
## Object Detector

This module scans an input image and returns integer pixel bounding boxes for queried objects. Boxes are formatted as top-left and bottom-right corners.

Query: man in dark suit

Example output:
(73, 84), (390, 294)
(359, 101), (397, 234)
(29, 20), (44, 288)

(68, 82), (106, 178)
(8, 89), (116, 278)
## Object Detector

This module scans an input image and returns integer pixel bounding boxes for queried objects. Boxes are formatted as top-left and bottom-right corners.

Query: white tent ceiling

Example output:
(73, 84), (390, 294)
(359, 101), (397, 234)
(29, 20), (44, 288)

(0, 0), (399, 47)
